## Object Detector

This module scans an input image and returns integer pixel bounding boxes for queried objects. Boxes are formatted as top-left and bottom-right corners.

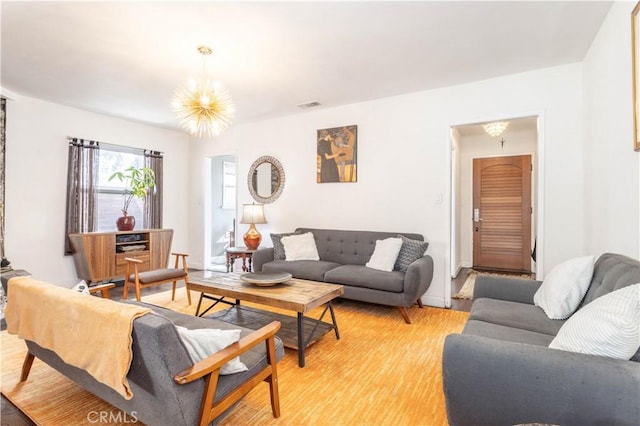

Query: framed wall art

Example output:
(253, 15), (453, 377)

(316, 125), (357, 183)
(632, 1), (640, 151)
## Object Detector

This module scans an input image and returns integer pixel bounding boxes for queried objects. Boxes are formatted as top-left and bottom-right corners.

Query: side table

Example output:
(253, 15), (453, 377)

(225, 247), (256, 272)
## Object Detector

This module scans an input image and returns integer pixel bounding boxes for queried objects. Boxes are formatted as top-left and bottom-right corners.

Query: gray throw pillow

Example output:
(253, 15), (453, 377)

(271, 231), (301, 260)
(394, 235), (429, 272)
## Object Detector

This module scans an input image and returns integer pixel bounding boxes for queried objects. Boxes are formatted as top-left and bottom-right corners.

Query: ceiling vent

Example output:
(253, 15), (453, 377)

(297, 101), (321, 109)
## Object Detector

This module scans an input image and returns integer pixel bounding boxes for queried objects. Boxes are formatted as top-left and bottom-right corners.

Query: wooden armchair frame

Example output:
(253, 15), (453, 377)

(123, 252), (191, 303)
(174, 321), (282, 426)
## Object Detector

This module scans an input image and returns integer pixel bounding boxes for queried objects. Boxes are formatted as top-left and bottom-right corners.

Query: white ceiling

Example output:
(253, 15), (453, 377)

(1, 1), (612, 134)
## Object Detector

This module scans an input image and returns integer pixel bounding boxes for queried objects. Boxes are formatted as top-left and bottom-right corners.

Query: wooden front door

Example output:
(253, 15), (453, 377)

(472, 155), (532, 272)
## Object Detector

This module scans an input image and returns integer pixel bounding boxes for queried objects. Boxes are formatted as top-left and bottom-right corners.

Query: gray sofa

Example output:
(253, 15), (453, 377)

(4, 274), (285, 426)
(442, 253), (640, 426)
(253, 227), (434, 323)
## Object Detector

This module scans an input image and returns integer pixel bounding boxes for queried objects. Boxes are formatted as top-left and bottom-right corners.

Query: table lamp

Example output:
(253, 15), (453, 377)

(240, 203), (267, 250)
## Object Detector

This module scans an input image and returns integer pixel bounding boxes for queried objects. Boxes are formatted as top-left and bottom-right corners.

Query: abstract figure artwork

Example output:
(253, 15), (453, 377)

(317, 125), (357, 183)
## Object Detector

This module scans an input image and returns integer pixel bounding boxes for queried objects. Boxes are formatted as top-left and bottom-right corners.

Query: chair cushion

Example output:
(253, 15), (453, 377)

(130, 268), (186, 284)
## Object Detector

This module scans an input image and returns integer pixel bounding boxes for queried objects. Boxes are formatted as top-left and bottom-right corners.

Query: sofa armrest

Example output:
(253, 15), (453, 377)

(174, 321), (282, 424)
(402, 255), (434, 306)
(252, 248), (275, 272)
(473, 275), (542, 304)
(442, 333), (640, 426)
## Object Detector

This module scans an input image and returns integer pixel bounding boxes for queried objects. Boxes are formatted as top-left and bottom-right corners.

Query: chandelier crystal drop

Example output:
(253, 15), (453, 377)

(482, 121), (509, 137)
(172, 46), (234, 138)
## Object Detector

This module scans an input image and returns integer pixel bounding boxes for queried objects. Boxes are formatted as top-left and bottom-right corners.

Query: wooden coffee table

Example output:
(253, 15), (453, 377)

(187, 271), (344, 367)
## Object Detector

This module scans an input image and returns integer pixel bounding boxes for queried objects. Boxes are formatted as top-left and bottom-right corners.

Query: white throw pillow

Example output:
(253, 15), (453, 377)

(175, 326), (248, 375)
(533, 255), (595, 319)
(549, 284), (640, 360)
(282, 232), (320, 261)
(365, 237), (403, 272)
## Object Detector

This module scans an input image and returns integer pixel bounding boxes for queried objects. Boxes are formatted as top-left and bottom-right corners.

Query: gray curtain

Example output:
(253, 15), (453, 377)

(65, 138), (99, 254)
(144, 150), (163, 229)
(0, 98), (6, 261)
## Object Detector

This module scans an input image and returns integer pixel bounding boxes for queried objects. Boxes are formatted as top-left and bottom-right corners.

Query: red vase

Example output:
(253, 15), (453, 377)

(116, 212), (135, 231)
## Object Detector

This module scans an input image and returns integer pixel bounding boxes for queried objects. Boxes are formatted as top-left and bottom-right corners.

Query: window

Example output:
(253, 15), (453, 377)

(65, 138), (163, 254)
(96, 147), (145, 232)
(221, 161), (236, 210)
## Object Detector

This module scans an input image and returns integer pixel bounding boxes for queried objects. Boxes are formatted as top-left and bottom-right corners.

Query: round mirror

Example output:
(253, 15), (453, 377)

(248, 156), (285, 203)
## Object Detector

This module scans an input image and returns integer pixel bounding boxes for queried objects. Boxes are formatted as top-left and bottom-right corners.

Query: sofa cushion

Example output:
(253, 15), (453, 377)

(469, 298), (565, 336)
(533, 255), (595, 320)
(580, 253), (640, 308)
(394, 235), (429, 272)
(550, 284), (640, 360)
(262, 260), (341, 282)
(463, 319), (554, 347)
(282, 232), (320, 261)
(324, 264), (405, 293)
(271, 231), (301, 260)
(365, 237), (403, 272)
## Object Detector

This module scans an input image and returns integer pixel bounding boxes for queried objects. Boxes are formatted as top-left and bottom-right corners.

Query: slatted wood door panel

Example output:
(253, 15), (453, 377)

(473, 155), (532, 272)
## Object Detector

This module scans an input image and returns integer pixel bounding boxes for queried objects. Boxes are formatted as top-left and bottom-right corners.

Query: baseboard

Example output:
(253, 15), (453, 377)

(420, 295), (446, 308)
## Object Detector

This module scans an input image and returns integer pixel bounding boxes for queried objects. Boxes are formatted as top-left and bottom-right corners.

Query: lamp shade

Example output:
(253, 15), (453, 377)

(240, 203), (267, 224)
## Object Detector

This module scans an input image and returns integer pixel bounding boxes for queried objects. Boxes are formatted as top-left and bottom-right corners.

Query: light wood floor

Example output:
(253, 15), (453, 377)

(1, 270), (474, 426)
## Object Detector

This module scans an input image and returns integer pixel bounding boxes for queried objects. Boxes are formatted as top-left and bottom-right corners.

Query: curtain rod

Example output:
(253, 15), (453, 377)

(67, 136), (163, 156)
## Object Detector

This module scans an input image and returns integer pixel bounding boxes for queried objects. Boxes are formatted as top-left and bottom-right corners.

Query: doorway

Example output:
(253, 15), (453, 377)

(450, 116), (539, 282)
(472, 155), (532, 272)
(207, 155), (237, 271)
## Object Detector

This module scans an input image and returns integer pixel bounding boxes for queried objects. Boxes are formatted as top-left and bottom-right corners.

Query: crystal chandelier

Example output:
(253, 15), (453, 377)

(172, 46), (234, 138)
(482, 121), (509, 137)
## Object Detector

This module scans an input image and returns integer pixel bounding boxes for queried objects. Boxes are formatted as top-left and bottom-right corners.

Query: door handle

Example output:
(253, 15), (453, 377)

(473, 208), (483, 222)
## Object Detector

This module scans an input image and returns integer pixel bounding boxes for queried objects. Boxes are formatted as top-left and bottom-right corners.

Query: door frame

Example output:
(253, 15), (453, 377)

(446, 111), (545, 308)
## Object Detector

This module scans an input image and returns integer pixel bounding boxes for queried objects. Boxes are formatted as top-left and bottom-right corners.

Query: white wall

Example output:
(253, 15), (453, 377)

(189, 63), (585, 307)
(457, 126), (538, 271)
(583, 1), (640, 259)
(5, 95), (190, 285)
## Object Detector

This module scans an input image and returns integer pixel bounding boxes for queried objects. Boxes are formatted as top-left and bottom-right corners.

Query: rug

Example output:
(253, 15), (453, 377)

(452, 270), (534, 300)
(1, 289), (469, 426)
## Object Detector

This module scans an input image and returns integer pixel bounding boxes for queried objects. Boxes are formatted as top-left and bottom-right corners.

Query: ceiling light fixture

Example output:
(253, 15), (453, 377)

(482, 121), (509, 137)
(172, 45), (234, 138)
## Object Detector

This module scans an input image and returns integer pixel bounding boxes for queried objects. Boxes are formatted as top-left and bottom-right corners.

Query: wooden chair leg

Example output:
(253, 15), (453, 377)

(135, 277), (142, 302)
(172, 280), (177, 301)
(266, 339), (280, 417)
(20, 352), (35, 382)
(397, 306), (412, 324)
(417, 298), (424, 308)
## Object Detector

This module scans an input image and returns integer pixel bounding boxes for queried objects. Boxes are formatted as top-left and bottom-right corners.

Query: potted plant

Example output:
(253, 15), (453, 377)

(109, 166), (156, 231)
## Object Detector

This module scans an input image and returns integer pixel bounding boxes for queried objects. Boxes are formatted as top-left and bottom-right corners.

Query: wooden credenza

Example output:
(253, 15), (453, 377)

(69, 229), (173, 283)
